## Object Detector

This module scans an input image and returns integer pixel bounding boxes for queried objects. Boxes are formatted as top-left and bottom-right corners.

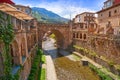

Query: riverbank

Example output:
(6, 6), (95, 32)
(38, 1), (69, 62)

(73, 51), (120, 80)
(55, 50), (101, 80)
(42, 37), (101, 80)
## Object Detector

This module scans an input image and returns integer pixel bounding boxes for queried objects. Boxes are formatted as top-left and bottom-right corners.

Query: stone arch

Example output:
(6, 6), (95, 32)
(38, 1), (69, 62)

(27, 35), (31, 52)
(33, 34), (36, 44)
(31, 34), (35, 47)
(76, 33), (79, 38)
(10, 40), (20, 65)
(21, 37), (26, 57)
(38, 23), (70, 49)
(73, 33), (75, 38)
(50, 29), (65, 48)
(80, 33), (82, 39)
(83, 34), (87, 39)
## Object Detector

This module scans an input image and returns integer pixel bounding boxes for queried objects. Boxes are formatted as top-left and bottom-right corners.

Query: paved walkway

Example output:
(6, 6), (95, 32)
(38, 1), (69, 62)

(46, 55), (57, 80)
(73, 51), (120, 80)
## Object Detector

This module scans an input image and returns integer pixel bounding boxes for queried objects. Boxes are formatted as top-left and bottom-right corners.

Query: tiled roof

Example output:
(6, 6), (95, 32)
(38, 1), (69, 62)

(0, 3), (33, 20)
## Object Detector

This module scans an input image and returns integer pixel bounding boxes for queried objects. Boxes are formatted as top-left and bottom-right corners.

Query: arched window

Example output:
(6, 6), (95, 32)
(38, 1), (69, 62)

(10, 45), (14, 66)
(34, 34), (36, 43)
(27, 36), (31, 52)
(76, 33), (79, 38)
(109, 11), (111, 17)
(84, 34), (87, 39)
(80, 33), (82, 39)
(10, 40), (20, 66)
(73, 33), (75, 38)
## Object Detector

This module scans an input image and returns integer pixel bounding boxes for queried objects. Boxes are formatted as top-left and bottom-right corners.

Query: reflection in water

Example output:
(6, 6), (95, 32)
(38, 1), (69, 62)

(42, 38), (101, 80)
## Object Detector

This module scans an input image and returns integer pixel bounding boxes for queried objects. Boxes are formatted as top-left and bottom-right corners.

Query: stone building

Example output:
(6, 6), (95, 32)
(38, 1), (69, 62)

(13, 5), (32, 16)
(0, 3), (38, 80)
(72, 12), (97, 44)
(97, 0), (120, 35)
(72, 0), (120, 75)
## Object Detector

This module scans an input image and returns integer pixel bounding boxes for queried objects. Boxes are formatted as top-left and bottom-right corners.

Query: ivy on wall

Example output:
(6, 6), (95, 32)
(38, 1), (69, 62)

(0, 13), (14, 79)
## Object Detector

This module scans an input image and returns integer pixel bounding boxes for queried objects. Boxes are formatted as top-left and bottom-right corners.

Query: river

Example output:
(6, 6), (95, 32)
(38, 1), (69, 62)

(42, 38), (101, 80)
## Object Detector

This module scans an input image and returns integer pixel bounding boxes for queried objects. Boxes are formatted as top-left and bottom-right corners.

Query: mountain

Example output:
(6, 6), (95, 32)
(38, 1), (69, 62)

(32, 7), (69, 24)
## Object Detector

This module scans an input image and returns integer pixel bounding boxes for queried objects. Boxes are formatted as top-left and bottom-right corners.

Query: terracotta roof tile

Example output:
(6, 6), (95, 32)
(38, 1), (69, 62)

(0, 3), (33, 20)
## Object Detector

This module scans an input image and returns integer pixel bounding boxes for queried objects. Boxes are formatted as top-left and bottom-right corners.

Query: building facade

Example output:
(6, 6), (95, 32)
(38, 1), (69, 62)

(97, 0), (120, 35)
(72, 12), (97, 43)
(72, 0), (120, 76)
(0, 3), (38, 80)
(13, 5), (32, 16)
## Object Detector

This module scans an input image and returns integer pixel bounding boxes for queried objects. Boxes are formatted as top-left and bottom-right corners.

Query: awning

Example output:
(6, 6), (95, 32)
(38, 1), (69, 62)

(0, 3), (33, 20)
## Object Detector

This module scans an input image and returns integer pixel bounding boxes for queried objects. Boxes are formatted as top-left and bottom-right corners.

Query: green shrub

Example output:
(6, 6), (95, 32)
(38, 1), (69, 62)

(89, 64), (112, 80)
(28, 48), (43, 80)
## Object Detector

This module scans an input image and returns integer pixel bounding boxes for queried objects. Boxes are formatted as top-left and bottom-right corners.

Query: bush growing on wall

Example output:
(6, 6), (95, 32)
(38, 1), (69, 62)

(0, 13), (15, 80)
(28, 48), (43, 80)
(89, 64), (113, 80)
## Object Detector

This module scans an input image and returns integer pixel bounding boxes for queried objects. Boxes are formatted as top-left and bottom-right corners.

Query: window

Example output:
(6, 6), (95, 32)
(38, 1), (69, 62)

(108, 21), (111, 24)
(17, 7), (21, 11)
(12, 17), (16, 28)
(79, 16), (81, 22)
(114, 10), (117, 13)
(80, 24), (83, 29)
(25, 9), (30, 14)
(107, 21), (111, 28)
(10, 45), (14, 66)
(73, 33), (75, 38)
(76, 33), (79, 38)
(109, 11), (111, 17)
(80, 33), (82, 39)
(86, 14), (89, 16)
(84, 34), (87, 39)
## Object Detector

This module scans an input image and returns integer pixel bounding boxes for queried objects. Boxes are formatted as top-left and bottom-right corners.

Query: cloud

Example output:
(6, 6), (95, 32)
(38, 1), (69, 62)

(13, 0), (105, 19)
(37, 0), (95, 19)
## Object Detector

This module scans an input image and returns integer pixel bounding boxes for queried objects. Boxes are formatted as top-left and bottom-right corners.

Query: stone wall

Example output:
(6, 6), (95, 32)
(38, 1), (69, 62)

(74, 34), (120, 64)
(19, 45), (37, 80)
(73, 34), (120, 75)
(88, 35), (120, 64)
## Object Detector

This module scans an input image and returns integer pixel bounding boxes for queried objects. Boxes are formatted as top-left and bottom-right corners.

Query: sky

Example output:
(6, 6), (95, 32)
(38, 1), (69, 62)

(13, 0), (106, 19)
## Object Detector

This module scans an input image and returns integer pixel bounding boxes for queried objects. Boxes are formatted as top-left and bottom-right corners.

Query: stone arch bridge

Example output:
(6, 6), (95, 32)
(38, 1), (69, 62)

(38, 23), (72, 49)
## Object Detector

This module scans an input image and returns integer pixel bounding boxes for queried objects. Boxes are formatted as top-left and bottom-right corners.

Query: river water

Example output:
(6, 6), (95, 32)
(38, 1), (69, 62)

(42, 38), (101, 80)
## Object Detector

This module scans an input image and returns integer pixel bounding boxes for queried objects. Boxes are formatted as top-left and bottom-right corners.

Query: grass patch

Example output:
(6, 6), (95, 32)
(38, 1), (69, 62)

(73, 45), (116, 66)
(89, 64), (113, 80)
(40, 68), (46, 80)
(73, 45), (97, 57)
(28, 49), (43, 80)
(38, 54), (46, 80)
(42, 55), (46, 63)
